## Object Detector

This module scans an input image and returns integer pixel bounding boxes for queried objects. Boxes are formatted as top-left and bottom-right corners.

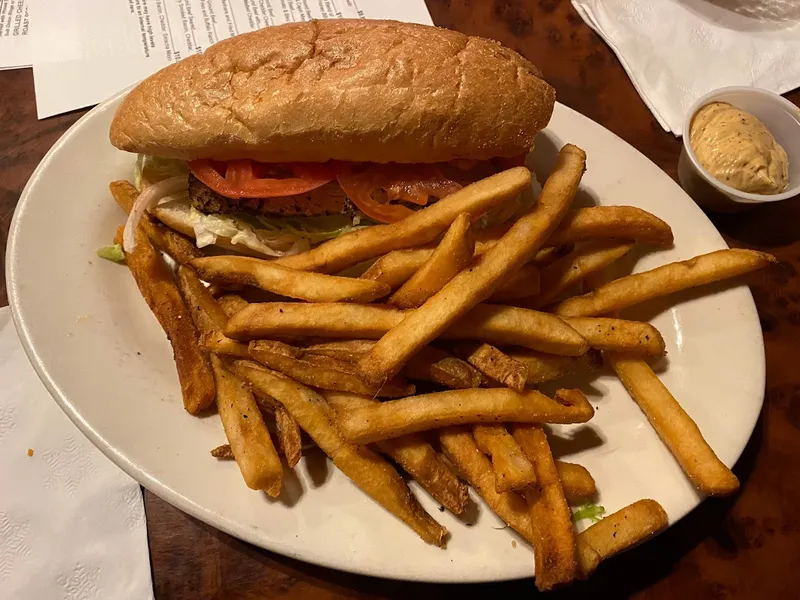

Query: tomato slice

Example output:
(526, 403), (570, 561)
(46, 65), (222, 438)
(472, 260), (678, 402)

(337, 165), (462, 224)
(189, 159), (335, 200)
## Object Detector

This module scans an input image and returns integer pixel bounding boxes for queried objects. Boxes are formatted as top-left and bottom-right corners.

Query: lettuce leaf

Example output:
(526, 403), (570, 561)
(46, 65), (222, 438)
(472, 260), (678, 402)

(134, 155), (189, 191)
(96, 244), (125, 263)
(572, 503), (606, 523)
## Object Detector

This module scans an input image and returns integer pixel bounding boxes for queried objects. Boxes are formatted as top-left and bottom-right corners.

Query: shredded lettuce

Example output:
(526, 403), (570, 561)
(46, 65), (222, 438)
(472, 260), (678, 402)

(134, 155), (189, 191)
(572, 503), (606, 523)
(97, 244), (125, 263)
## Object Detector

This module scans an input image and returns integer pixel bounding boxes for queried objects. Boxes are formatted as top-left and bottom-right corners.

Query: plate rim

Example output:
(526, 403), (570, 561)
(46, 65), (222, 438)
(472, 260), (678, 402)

(6, 91), (766, 584)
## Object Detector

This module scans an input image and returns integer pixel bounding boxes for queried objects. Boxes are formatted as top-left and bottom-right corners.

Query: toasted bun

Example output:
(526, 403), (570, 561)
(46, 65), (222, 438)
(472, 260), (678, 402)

(110, 20), (555, 164)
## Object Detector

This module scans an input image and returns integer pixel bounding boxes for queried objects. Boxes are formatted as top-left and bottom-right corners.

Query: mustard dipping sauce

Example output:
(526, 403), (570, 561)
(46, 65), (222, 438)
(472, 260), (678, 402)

(689, 102), (789, 195)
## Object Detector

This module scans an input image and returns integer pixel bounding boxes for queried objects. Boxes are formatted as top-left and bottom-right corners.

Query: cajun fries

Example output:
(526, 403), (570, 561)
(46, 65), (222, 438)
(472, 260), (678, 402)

(608, 354), (739, 495)
(555, 248), (776, 317)
(109, 135), (775, 591)
(338, 388), (594, 444)
(358, 146), (586, 384)
(389, 213), (475, 309)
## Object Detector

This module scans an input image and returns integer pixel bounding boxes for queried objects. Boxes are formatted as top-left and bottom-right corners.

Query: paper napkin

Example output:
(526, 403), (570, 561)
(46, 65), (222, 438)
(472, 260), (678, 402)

(0, 307), (153, 600)
(572, 0), (800, 135)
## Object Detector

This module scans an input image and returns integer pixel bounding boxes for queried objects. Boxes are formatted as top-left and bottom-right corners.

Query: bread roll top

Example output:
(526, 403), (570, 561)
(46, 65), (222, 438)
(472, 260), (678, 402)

(110, 19), (555, 164)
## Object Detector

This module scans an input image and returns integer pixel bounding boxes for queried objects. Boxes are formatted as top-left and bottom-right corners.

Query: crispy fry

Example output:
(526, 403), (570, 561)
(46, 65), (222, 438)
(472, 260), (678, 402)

(122, 223), (215, 414)
(473, 424), (537, 493)
(389, 213), (475, 309)
(576, 499), (668, 577)
(227, 360), (447, 546)
(110, 180), (203, 265)
(324, 391), (469, 515)
(512, 425), (578, 590)
(607, 354), (739, 495)
(176, 266), (250, 359)
(274, 405), (302, 468)
(525, 240), (634, 308)
(305, 341), (486, 389)
(210, 444), (234, 459)
(218, 294), (249, 318)
(338, 388), (594, 444)
(224, 303), (589, 356)
(438, 426), (534, 543)
(489, 263), (541, 302)
(248, 340), (414, 397)
(506, 349), (602, 385)
(476, 206), (674, 252)
(210, 355), (282, 495)
(358, 146), (586, 385)
(549, 206), (674, 247)
(275, 167), (531, 273)
(404, 347), (487, 389)
(562, 317), (665, 356)
(556, 461), (597, 504)
(555, 249), (776, 317)
(364, 245), (562, 291)
(360, 247), (437, 289)
(454, 343), (527, 391)
(191, 255), (390, 303)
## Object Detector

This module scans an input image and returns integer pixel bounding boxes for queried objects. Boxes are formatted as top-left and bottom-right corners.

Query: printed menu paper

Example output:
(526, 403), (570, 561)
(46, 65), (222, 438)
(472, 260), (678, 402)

(0, 0), (30, 69)
(30, 0), (433, 118)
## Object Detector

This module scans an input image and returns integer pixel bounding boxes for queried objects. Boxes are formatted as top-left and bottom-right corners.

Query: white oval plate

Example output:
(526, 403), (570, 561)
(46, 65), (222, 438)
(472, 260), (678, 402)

(6, 92), (764, 583)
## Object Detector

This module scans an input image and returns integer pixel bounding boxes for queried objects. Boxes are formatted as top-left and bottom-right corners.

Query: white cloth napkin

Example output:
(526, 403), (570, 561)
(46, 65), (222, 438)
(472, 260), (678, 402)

(0, 307), (153, 600)
(571, 0), (800, 135)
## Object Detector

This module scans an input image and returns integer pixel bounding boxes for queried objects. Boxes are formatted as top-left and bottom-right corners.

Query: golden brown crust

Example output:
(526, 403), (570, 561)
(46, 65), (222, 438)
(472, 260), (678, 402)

(110, 20), (554, 163)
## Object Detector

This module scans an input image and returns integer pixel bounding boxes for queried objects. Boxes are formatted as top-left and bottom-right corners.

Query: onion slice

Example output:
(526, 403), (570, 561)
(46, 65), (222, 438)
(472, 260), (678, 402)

(122, 175), (188, 253)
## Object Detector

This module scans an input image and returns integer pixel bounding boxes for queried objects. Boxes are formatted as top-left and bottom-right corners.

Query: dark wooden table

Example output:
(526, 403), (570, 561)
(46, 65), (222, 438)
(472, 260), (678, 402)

(2, 1), (800, 598)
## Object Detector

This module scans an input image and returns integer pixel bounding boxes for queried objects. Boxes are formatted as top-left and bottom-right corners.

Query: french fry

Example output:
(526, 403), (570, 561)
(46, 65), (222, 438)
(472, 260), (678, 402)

(121, 224), (215, 414)
(338, 388), (594, 444)
(562, 317), (665, 356)
(224, 302), (589, 356)
(454, 343), (527, 391)
(389, 213), (475, 309)
(360, 247), (437, 289)
(438, 426), (534, 543)
(489, 263), (541, 302)
(305, 341), (487, 389)
(218, 294), (249, 318)
(549, 206), (674, 247)
(472, 424), (537, 493)
(176, 266), (250, 359)
(364, 245), (562, 291)
(506, 349), (601, 385)
(324, 391), (469, 515)
(227, 360), (447, 546)
(607, 354), (739, 495)
(248, 340), (415, 397)
(525, 240), (634, 308)
(405, 348), (487, 389)
(555, 249), (776, 317)
(556, 461), (597, 504)
(475, 206), (674, 252)
(275, 167), (532, 273)
(210, 355), (283, 495)
(512, 424), (578, 591)
(190, 255), (390, 303)
(110, 180), (203, 265)
(358, 146), (586, 385)
(576, 499), (668, 577)
(274, 405), (302, 468)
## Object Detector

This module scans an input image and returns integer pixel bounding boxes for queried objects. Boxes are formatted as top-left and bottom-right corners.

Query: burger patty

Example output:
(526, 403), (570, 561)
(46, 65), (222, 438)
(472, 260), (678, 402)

(188, 173), (349, 217)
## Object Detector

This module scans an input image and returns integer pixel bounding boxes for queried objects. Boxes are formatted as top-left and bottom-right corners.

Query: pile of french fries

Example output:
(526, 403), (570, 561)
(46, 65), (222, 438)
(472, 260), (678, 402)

(109, 142), (774, 591)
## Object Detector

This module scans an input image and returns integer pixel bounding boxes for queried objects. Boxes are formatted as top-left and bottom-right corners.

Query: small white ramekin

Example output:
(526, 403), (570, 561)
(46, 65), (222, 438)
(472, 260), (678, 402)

(678, 86), (800, 212)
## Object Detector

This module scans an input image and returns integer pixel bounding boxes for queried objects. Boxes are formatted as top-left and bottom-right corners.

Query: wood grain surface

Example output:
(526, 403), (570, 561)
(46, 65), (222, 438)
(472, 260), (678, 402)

(2, 1), (800, 597)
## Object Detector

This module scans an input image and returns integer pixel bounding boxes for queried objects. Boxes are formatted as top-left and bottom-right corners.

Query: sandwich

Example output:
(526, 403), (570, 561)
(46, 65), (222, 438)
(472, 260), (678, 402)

(109, 19), (555, 257)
